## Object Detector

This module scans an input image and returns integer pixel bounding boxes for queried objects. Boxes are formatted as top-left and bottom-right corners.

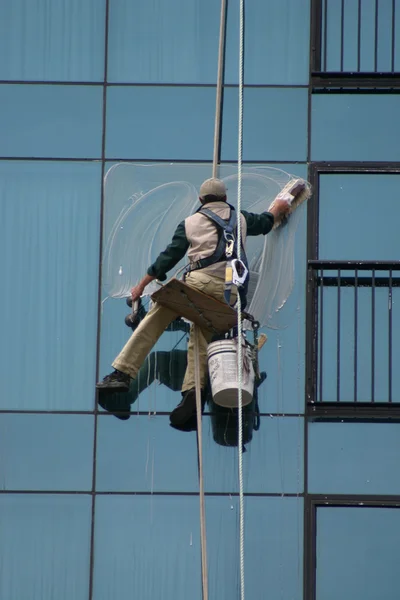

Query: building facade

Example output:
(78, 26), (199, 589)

(1, 1), (399, 598)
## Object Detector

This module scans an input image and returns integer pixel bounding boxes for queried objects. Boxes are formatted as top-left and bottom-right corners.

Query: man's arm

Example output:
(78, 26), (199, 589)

(131, 221), (189, 300)
(242, 200), (290, 236)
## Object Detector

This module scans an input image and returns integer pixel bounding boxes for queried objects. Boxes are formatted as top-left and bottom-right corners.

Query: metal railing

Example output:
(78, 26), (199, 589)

(312, 0), (400, 85)
(307, 261), (400, 411)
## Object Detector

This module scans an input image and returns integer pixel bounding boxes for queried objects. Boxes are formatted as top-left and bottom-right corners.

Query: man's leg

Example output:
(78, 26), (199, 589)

(97, 302), (178, 392)
(170, 271), (236, 426)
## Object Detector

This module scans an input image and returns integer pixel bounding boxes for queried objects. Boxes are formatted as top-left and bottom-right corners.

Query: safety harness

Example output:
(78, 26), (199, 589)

(185, 203), (250, 308)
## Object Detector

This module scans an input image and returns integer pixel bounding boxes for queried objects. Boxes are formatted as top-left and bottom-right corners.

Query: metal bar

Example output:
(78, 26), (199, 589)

(340, 0), (345, 71)
(392, 0), (396, 73)
(212, 0), (228, 178)
(316, 276), (400, 288)
(354, 269), (358, 403)
(357, 0), (362, 72)
(308, 401), (400, 421)
(319, 269), (324, 402)
(323, 0), (328, 71)
(371, 269), (376, 402)
(309, 260), (400, 270)
(389, 269), (393, 403)
(337, 269), (341, 402)
(374, 0), (379, 72)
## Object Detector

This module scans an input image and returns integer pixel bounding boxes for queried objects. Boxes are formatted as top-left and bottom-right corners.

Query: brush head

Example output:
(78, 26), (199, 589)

(269, 178), (312, 230)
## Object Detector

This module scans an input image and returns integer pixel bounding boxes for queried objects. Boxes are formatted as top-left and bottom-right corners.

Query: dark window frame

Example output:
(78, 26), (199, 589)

(304, 495), (400, 600)
(305, 163), (400, 419)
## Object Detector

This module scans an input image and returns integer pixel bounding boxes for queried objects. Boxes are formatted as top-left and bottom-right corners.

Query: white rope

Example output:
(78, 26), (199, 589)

(237, 0), (245, 598)
(194, 328), (208, 600)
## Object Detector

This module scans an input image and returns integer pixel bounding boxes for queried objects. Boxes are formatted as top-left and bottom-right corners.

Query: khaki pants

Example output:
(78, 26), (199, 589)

(112, 271), (236, 392)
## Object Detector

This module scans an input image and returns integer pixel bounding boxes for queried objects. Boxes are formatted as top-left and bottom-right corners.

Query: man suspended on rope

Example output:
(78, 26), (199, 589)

(96, 178), (290, 427)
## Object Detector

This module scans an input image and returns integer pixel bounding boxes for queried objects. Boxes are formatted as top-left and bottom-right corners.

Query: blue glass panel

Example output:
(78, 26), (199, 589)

(316, 506), (400, 600)
(93, 495), (303, 600)
(309, 422), (400, 494)
(0, 494), (91, 600)
(96, 415), (198, 492)
(206, 496), (303, 599)
(0, 0), (106, 81)
(0, 85), (103, 158)
(0, 161), (101, 410)
(222, 88), (308, 162)
(105, 87), (215, 160)
(0, 415), (94, 490)
(311, 95), (400, 161)
(319, 174), (400, 260)
(225, 0), (310, 84)
(107, 0), (220, 84)
(93, 495), (201, 600)
(321, 0), (400, 72)
(203, 416), (304, 494)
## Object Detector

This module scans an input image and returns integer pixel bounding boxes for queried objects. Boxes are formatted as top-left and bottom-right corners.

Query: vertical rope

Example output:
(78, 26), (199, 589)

(237, 0), (245, 598)
(212, 0), (228, 178)
(194, 328), (208, 600)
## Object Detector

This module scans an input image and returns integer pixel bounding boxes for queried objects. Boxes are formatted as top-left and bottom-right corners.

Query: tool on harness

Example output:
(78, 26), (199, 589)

(184, 203), (250, 309)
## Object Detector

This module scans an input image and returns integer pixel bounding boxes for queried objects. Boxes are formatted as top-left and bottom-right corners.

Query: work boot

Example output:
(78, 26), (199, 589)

(170, 388), (205, 427)
(96, 370), (130, 393)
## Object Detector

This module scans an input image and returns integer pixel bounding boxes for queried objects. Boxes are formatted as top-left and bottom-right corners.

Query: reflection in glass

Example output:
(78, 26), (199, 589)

(0, 84), (103, 158)
(319, 174), (400, 261)
(225, 0), (310, 84)
(0, 0), (106, 81)
(93, 495), (201, 600)
(0, 414), (94, 491)
(312, 95), (400, 161)
(309, 422), (400, 495)
(206, 496), (303, 599)
(0, 494), (91, 600)
(222, 88), (308, 162)
(107, 0), (220, 84)
(316, 506), (400, 600)
(0, 161), (101, 410)
(105, 87), (216, 160)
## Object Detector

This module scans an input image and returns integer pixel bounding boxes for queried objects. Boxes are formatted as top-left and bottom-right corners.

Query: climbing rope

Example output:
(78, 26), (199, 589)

(237, 0), (246, 597)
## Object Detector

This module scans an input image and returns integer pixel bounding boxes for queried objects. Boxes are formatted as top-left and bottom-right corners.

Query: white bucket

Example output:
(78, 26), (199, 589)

(207, 338), (255, 408)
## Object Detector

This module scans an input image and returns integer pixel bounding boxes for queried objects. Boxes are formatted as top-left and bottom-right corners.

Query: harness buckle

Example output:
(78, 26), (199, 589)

(224, 231), (235, 258)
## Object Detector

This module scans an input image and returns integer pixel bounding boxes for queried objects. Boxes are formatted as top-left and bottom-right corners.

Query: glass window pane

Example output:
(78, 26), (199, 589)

(222, 88), (308, 162)
(316, 506), (400, 600)
(319, 174), (400, 260)
(311, 95), (400, 161)
(0, 161), (101, 410)
(309, 422), (400, 494)
(206, 496), (303, 599)
(93, 495), (303, 600)
(96, 415), (199, 492)
(105, 86), (215, 160)
(225, 0), (310, 84)
(0, 84), (103, 158)
(0, 494), (92, 600)
(203, 416), (304, 494)
(0, 415), (94, 490)
(107, 0), (220, 84)
(93, 495), (201, 600)
(0, 0), (106, 81)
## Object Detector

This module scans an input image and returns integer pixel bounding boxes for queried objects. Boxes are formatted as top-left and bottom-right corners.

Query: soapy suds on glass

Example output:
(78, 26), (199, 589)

(102, 164), (306, 329)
